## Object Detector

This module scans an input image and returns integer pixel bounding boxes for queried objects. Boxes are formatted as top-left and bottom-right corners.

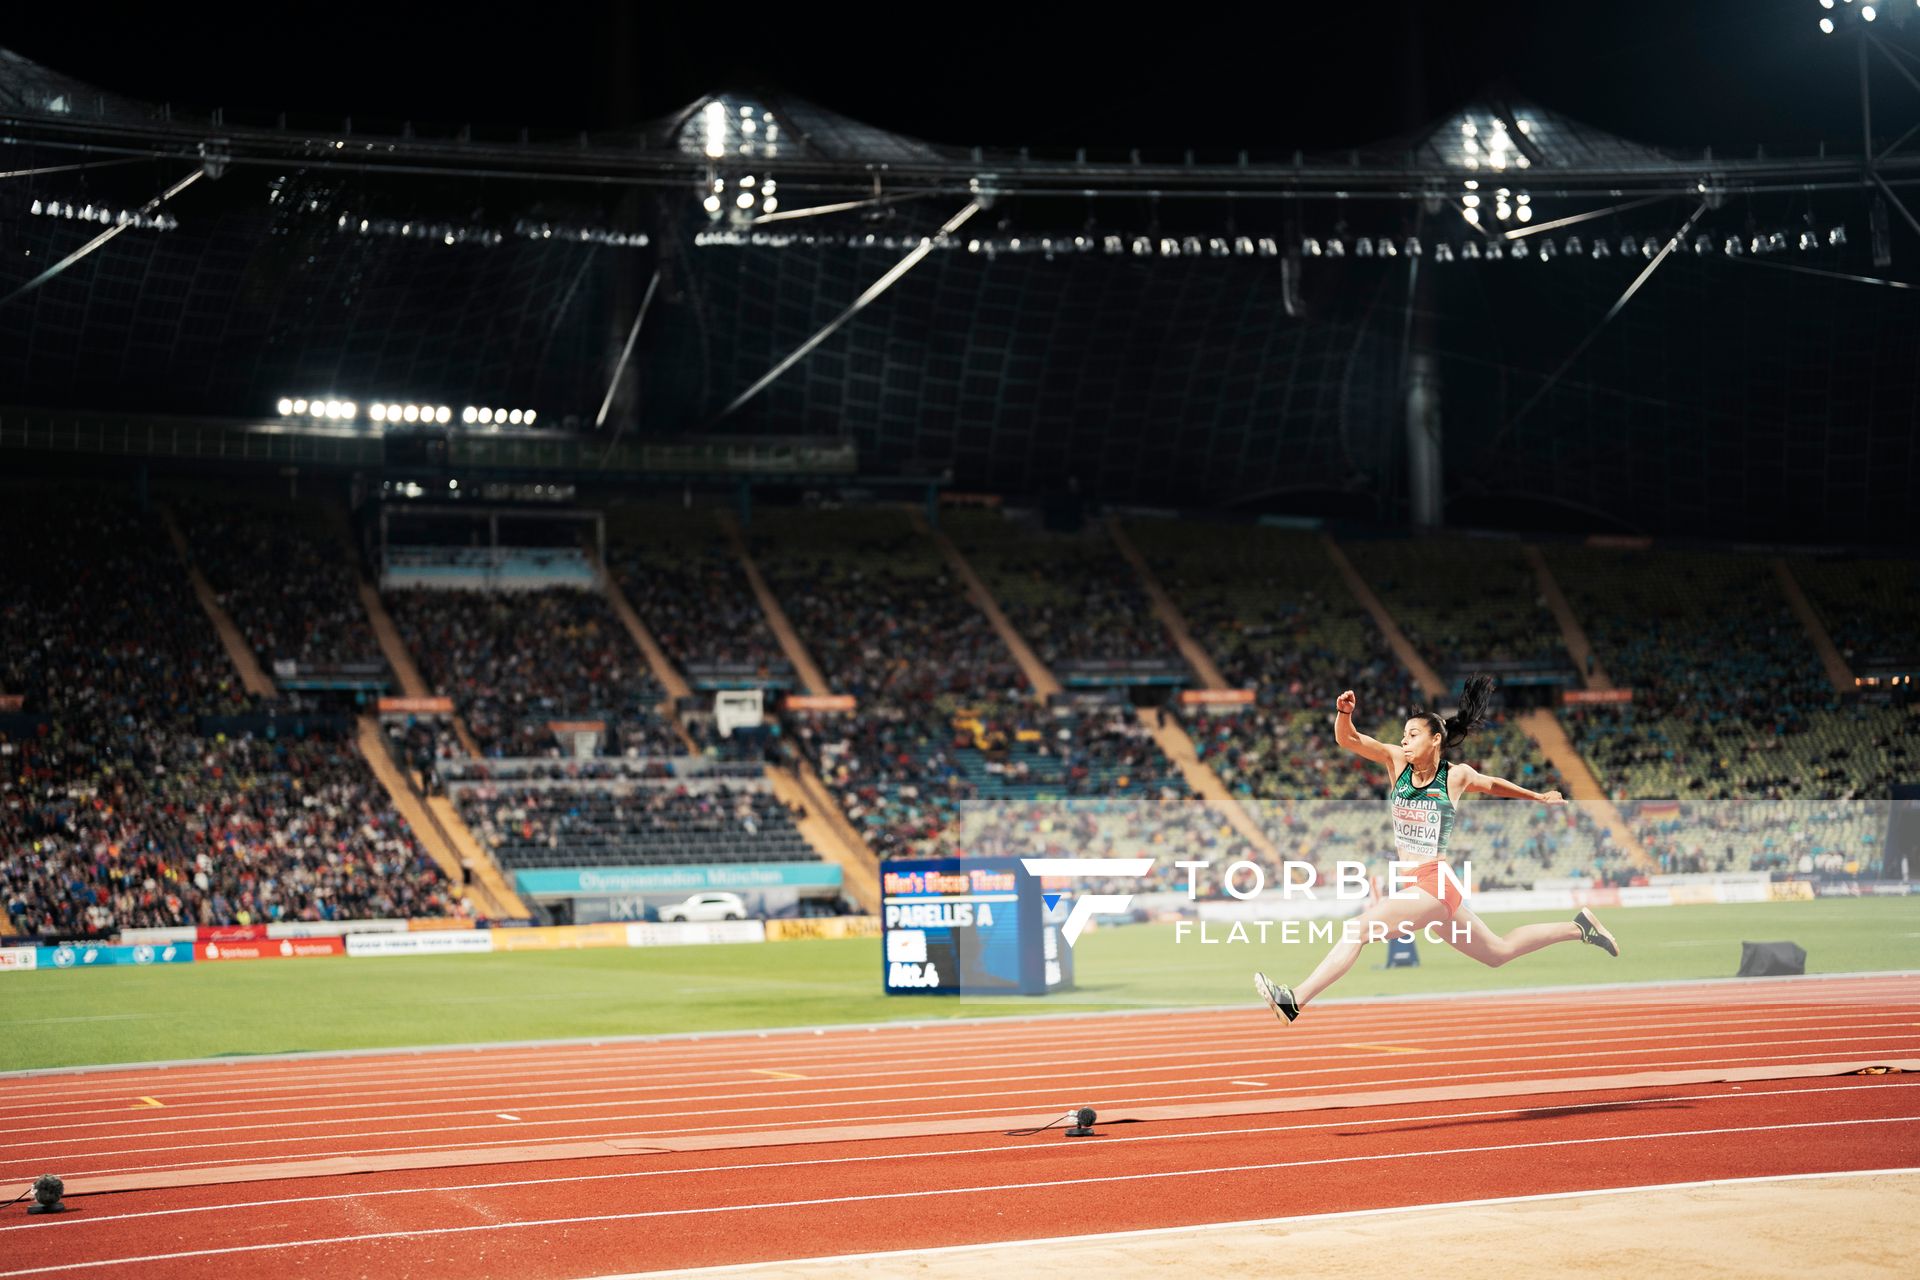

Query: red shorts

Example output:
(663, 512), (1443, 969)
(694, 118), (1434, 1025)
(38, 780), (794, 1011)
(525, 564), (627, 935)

(1406, 860), (1463, 916)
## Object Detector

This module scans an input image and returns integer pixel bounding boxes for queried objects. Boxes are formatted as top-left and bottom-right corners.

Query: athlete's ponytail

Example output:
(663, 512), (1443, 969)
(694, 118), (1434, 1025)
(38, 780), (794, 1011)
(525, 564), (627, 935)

(1417, 673), (1495, 749)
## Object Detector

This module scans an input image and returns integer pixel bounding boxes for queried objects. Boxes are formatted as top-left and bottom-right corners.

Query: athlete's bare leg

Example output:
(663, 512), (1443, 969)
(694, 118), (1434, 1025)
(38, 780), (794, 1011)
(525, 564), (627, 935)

(1441, 902), (1584, 968)
(1292, 892), (1448, 1006)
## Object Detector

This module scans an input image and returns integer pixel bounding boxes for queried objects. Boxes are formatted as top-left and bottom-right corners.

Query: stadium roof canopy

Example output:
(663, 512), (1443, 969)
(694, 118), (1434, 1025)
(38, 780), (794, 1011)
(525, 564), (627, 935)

(3, 47), (1918, 543)
(2, 48), (1910, 199)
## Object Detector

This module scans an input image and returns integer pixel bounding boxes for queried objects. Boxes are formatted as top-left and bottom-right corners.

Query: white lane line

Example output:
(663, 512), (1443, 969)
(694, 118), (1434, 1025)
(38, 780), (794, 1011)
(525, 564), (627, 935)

(25, 1053), (1920, 1182)
(10, 1005), (1914, 1124)
(12, 1007), (1916, 1137)
(10, 1032), (1917, 1163)
(1232, 1081), (1267, 1087)
(8, 976), (1915, 1107)
(5, 972), (1912, 1096)
(496, 1114), (520, 1122)
(4, 1081), (1909, 1236)
(4, 1116), (1916, 1277)
(622, 1166), (1920, 1278)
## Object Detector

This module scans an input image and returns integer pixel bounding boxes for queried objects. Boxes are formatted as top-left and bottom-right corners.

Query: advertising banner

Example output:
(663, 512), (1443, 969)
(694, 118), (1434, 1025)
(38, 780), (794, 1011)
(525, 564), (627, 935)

(377, 696), (455, 715)
(765, 916), (882, 942)
(624, 921), (767, 947)
(197, 926), (270, 944)
(118, 927), (198, 945)
(487, 924), (630, 952)
(1178, 689), (1256, 706)
(515, 863), (842, 896)
(0, 947), (37, 972)
(35, 943), (194, 969)
(345, 931), (494, 957)
(782, 694), (857, 712)
(1562, 689), (1634, 705)
(197, 938), (346, 961)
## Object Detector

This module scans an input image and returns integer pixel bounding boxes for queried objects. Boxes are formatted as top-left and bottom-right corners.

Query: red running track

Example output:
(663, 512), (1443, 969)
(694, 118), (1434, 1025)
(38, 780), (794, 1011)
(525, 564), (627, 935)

(3, 974), (1918, 1277)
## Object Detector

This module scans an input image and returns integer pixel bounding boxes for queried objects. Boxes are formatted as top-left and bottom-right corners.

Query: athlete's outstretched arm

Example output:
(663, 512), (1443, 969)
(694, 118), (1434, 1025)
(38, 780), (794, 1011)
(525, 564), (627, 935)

(1332, 690), (1403, 769)
(1460, 765), (1564, 805)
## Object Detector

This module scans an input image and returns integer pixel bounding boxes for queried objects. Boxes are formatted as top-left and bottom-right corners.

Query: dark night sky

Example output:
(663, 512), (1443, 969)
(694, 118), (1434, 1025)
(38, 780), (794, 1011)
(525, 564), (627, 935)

(4, 1), (1899, 156)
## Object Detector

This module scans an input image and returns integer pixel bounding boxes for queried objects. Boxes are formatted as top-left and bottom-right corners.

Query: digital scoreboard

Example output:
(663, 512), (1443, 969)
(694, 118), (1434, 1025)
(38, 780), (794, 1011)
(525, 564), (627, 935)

(880, 857), (1073, 996)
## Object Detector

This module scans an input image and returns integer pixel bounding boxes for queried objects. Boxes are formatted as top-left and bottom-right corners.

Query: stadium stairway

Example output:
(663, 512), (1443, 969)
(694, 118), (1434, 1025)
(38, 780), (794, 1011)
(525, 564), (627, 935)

(355, 577), (485, 758)
(589, 547), (698, 753)
(1332, 534), (1654, 872)
(767, 763), (880, 912)
(1107, 516), (1232, 690)
(717, 509), (834, 697)
(1524, 544), (1614, 691)
(354, 716), (521, 919)
(158, 505), (278, 700)
(1134, 709), (1287, 863)
(1773, 558), (1857, 694)
(915, 511), (1063, 698)
(424, 793), (534, 920)
(1512, 709), (1655, 873)
(1323, 533), (1448, 699)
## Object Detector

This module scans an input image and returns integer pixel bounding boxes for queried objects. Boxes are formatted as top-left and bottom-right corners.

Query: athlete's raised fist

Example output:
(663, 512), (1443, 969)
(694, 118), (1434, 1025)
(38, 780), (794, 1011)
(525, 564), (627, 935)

(1335, 690), (1357, 715)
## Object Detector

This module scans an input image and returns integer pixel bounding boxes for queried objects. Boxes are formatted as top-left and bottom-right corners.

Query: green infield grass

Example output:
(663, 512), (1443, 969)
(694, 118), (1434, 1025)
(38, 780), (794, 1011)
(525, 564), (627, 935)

(3, 898), (1916, 1071)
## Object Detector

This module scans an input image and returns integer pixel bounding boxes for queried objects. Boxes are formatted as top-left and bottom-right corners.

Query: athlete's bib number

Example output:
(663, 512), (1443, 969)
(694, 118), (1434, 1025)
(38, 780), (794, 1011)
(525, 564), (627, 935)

(1393, 802), (1442, 858)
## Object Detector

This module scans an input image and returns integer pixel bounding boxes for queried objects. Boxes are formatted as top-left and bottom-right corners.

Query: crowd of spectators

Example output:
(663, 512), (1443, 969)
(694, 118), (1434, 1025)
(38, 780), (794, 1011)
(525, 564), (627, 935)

(2, 721), (463, 937)
(608, 505), (791, 677)
(1547, 547), (1911, 800)
(383, 586), (679, 757)
(1790, 554), (1920, 668)
(1130, 521), (1422, 801)
(945, 509), (1174, 666)
(452, 780), (813, 868)
(1633, 799), (1887, 876)
(176, 498), (384, 672)
(1341, 537), (1570, 671)
(752, 508), (1027, 707)
(0, 492), (255, 723)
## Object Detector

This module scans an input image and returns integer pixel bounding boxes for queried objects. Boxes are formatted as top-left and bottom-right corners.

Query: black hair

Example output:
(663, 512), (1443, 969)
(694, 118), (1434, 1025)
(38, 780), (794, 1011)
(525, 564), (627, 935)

(1413, 673), (1495, 750)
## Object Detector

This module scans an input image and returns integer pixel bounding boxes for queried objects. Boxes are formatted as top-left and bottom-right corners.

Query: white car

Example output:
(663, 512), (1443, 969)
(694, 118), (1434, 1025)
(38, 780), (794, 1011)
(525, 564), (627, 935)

(659, 892), (749, 923)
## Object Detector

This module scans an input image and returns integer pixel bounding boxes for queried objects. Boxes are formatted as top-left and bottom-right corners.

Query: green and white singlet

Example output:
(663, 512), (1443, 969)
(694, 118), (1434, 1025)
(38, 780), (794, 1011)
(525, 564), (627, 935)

(1390, 759), (1456, 864)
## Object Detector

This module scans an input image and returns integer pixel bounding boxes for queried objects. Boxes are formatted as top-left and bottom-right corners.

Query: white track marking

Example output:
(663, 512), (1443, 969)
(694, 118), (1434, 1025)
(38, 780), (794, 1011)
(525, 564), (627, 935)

(8, 1005), (1913, 1126)
(10, 1033), (1916, 1169)
(10, 1010), (1915, 1141)
(4, 971), (1913, 1095)
(3, 1116), (1915, 1276)
(4, 1080), (1911, 1236)
(25, 1051), (1920, 1181)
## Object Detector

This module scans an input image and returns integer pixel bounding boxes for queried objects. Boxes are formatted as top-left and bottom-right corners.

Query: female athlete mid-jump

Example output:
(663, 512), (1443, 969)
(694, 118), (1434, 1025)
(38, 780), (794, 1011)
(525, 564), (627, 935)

(1254, 675), (1619, 1025)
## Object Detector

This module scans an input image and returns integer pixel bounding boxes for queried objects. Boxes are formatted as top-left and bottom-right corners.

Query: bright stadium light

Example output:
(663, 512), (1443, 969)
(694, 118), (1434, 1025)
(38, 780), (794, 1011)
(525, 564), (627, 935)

(736, 191), (754, 209)
(403, 404), (419, 423)
(371, 404), (388, 422)
(462, 406), (477, 424)
(704, 101), (726, 158)
(341, 401), (357, 419)
(1822, 16), (1836, 29)
(277, 398), (293, 416)
(704, 195), (722, 214)
(508, 409), (524, 424)
(479, 407), (493, 424)
(1863, 4), (1877, 17)
(435, 406), (451, 424)
(524, 410), (536, 425)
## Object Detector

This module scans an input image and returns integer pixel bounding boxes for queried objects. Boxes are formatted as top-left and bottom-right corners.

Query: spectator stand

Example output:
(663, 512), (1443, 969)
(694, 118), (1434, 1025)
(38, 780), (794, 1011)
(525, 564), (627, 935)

(1336, 532), (1649, 873)
(172, 494), (395, 706)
